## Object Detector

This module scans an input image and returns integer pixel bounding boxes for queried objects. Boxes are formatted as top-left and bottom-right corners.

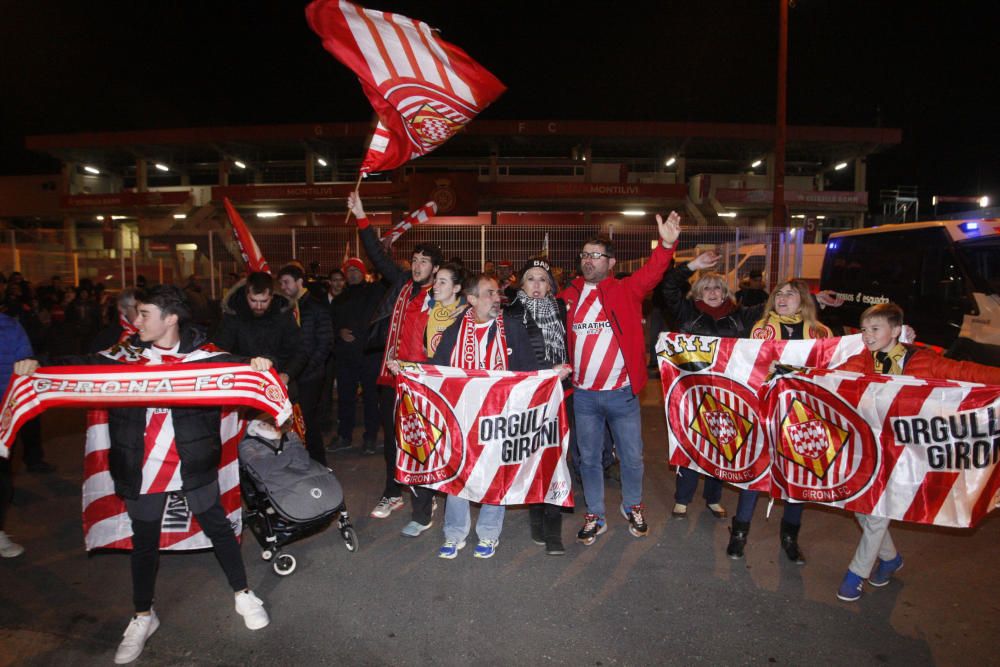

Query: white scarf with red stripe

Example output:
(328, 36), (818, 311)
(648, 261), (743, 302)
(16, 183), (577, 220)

(381, 280), (432, 379)
(449, 309), (508, 371)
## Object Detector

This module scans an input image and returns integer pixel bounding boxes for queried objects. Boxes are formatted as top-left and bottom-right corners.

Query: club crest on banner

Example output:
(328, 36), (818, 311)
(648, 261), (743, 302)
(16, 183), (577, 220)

(658, 334), (719, 372)
(410, 103), (463, 148)
(398, 391), (443, 464)
(777, 397), (851, 479)
(667, 375), (768, 485)
(764, 378), (879, 503)
(394, 383), (465, 486)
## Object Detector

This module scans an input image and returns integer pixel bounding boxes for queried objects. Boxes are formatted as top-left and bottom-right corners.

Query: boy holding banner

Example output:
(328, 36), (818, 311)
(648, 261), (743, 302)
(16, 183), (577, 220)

(834, 303), (1000, 602)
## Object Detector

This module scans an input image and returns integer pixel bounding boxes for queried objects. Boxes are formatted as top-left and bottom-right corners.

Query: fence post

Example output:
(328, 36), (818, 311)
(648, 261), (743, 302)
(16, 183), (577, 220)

(10, 231), (20, 272)
(131, 249), (137, 287)
(158, 258), (164, 284)
(291, 227), (297, 260)
(208, 230), (216, 299)
(480, 224), (486, 270)
(72, 252), (79, 286)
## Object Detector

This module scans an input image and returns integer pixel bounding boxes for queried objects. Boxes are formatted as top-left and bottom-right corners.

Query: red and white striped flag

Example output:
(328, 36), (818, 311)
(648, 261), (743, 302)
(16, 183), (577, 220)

(223, 197), (270, 274)
(394, 363), (572, 506)
(384, 201), (438, 246)
(656, 332), (864, 492)
(761, 368), (1000, 528)
(82, 408), (245, 550)
(306, 0), (506, 173)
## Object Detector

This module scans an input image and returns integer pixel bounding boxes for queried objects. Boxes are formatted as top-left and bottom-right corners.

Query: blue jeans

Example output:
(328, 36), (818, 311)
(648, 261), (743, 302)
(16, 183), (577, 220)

(573, 387), (644, 518)
(674, 466), (722, 505)
(443, 496), (505, 543)
(734, 489), (804, 525)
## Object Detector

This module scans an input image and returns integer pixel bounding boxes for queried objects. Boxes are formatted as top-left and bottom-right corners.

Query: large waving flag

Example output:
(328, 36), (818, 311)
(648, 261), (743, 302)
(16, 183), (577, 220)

(394, 363), (572, 506)
(306, 0), (506, 173)
(223, 197), (270, 274)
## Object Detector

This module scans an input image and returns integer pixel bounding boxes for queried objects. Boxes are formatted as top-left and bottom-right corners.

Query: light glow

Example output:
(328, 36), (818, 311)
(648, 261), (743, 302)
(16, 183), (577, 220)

(154, 163), (169, 172)
(834, 162), (848, 171)
(257, 211), (283, 219)
(173, 213), (187, 219)
(622, 210), (646, 217)
(84, 165), (100, 175)
(751, 160), (763, 168)
(317, 158), (328, 167)
(665, 156), (676, 167)
(234, 160), (247, 169)
(979, 196), (990, 208)
(718, 212), (737, 218)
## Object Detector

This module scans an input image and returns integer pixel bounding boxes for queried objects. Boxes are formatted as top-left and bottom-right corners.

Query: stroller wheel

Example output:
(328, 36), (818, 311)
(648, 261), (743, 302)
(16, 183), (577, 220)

(273, 554), (297, 576)
(261, 549), (274, 561)
(342, 526), (360, 552)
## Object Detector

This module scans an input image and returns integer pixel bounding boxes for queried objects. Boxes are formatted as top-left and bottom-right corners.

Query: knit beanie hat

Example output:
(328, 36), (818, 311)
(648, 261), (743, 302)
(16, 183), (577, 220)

(519, 258), (557, 292)
(343, 257), (367, 277)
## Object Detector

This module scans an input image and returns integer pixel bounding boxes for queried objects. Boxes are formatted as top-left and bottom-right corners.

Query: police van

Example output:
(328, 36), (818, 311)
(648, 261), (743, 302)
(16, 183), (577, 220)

(819, 219), (1000, 365)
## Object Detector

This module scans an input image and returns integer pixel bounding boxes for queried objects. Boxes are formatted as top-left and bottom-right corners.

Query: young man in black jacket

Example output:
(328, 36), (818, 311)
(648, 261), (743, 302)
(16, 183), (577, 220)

(16, 285), (273, 664)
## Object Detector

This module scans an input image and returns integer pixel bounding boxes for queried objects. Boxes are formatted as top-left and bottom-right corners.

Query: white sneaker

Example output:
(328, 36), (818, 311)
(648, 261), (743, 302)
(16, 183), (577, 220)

(0, 531), (25, 558)
(369, 496), (404, 519)
(114, 610), (160, 664)
(235, 590), (270, 630)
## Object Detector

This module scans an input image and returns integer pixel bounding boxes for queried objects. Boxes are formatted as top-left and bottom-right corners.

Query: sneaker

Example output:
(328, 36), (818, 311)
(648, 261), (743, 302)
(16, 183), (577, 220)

(400, 520), (433, 537)
(114, 610), (160, 664)
(620, 503), (648, 537)
(836, 571), (864, 602)
(869, 554), (904, 587)
(370, 496), (404, 519)
(234, 590), (270, 630)
(473, 538), (500, 559)
(577, 513), (607, 546)
(0, 531), (25, 558)
(438, 539), (466, 559)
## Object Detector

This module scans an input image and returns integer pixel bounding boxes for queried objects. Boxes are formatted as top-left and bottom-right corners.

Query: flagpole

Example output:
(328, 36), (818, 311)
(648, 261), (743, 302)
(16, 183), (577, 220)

(344, 171), (364, 225)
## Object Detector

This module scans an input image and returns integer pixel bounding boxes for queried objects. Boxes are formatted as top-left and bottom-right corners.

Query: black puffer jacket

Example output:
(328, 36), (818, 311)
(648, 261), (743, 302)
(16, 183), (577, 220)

(503, 296), (569, 367)
(214, 284), (303, 378)
(331, 281), (385, 356)
(660, 264), (765, 337)
(290, 289), (333, 383)
(55, 326), (245, 499)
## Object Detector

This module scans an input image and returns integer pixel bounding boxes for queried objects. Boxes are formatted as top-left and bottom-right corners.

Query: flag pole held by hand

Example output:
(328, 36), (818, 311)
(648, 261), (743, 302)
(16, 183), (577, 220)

(344, 171), (364, 225)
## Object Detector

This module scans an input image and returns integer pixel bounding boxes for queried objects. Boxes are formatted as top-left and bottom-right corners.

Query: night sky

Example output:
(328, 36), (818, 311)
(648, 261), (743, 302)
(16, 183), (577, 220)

(2, 1), (997, 205)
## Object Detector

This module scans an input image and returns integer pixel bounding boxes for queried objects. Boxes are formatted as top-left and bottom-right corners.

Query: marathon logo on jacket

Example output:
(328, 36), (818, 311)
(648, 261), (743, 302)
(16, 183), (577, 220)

(761, 368), (1000, 528)
(571, 284), (628, 391)
(656, 333), (865, 492)
(394, 364), (572, 506)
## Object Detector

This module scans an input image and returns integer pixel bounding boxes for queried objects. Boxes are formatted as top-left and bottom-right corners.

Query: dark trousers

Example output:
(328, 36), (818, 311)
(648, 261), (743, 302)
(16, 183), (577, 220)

(297, 378), (327, 466)
(318, 354), (337, 432)
(735, 489), (804, 525)
(125, 481), (247, 613)
(674, 466), (723, 505)
(19, 417), (44, 466)
(378, 383), (434, 523)
(336, 351), (380, 443)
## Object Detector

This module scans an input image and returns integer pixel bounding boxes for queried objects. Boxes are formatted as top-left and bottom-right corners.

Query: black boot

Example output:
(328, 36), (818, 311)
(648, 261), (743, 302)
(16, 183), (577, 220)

(529, 505), (545, 546)
(543, 510), (565, 556)
(726, 518), (750, 559)
(780, 520), (806, 565)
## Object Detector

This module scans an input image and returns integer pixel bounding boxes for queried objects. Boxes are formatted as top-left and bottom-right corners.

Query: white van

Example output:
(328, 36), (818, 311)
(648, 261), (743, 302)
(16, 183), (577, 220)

(819, 219), (1000, 365)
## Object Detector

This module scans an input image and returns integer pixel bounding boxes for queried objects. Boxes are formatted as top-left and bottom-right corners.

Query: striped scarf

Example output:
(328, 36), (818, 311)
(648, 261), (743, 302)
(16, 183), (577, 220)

(751, 311), (830, 340)
(450, 309), (508, 370)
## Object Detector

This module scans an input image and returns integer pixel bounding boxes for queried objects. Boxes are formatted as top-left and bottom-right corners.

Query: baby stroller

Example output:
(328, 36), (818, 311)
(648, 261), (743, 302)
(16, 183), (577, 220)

(238, 422), (358, 576)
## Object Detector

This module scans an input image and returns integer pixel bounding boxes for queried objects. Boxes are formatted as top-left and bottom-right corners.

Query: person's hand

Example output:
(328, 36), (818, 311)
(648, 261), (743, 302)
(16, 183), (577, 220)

(900, 324), (916, 344)
(14, 359), (39, 376)
(687, 250), (721, 271)
(347, 191), (366, 220)
(387, 359), (402, 376)
(279, 372), (290, 385)
(655, 211), (682, 248)
(816, 290), (844, 308)
(553, 363), (572, 380)
(339, 328), (356, 343)
(249, 357), (273, 372)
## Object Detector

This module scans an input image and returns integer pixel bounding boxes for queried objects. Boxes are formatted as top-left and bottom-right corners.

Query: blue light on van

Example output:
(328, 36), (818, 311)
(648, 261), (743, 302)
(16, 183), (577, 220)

(827, 240), (840, 250)
(960, 221), (980, 233)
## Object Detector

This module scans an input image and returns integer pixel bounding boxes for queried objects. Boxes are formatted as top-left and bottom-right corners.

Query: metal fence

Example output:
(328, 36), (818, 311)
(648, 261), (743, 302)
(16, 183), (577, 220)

(4, 223), (811, 297)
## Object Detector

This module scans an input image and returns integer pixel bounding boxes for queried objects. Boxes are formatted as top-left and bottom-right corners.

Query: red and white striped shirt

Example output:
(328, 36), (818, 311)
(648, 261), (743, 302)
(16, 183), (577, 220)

(141, 344), (184, 494)
(571, 284), (629, 391)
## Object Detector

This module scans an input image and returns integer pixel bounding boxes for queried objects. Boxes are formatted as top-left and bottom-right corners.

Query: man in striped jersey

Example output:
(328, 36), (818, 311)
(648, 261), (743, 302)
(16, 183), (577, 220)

(559, 212), (681, 544)
(16, 285), (274, 663)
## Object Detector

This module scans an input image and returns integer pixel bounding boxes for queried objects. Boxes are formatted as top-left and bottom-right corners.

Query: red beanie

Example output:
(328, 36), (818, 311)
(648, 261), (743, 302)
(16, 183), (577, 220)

(343, 257), (367, 276)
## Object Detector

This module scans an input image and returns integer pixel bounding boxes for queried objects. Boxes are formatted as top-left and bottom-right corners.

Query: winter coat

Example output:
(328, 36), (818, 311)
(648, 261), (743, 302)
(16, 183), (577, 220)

(214, 285), (302, 378)
(430, 312), (544, 373)
(836, 344), (1000, 384)
(660, 264), (765, 338)
(290, 290), (333, 383)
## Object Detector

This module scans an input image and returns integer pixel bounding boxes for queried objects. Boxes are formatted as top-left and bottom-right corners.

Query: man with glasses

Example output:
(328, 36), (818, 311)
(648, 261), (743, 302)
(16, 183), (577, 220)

(559, 212), (682, 545)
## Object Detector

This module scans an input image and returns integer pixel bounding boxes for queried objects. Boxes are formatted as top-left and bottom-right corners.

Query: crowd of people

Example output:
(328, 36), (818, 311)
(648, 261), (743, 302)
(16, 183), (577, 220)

(3, 194), (1000, 663)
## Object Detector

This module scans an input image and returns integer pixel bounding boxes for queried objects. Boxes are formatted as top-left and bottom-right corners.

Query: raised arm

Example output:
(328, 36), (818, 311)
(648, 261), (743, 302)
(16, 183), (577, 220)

(350, 191), (405, 284)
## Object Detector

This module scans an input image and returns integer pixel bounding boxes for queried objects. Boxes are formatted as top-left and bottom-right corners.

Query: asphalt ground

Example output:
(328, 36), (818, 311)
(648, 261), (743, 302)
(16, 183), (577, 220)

(2, 383), (998, 666)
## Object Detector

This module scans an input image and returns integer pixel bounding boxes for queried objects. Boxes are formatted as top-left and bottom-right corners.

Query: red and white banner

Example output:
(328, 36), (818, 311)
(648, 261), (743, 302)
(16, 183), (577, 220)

(384, 201), (438, 246)
(656, 333), (863, 492)
(393, 363), (572, 506)
(306, 0), (506, 173)
(82, 408), (245, 551)
(0, 363), (292, 455)
(760, 368), (1000, 528)
(222, 197), (270, 274)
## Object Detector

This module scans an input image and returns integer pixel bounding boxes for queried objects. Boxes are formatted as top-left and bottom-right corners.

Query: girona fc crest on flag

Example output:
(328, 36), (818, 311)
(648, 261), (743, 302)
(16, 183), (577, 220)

(394, 364), (572, 506)
(306, 0), (506, 173)
(690, 392), (754, 463)
(397, 389), (443, 465)
(778, 398), (850, 479)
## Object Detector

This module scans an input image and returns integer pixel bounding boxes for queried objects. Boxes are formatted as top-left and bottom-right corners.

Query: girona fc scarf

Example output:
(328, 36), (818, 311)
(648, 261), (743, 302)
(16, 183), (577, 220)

(750, 312), (831, 341)
(380, 280), (432, 383)
(761, 368), (1000, 528)
(0, 363), (292, 454)
(384, 201), (438, 246)
(449, 309), (508, 371)
(394, 363), (571, 506)
(656, 332), (863, 492)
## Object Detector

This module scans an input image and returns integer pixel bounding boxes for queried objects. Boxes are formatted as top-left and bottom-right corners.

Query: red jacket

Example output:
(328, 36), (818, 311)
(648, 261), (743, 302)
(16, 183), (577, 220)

(837, 345), (1000, 385)
(559, 242), (674, 395)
